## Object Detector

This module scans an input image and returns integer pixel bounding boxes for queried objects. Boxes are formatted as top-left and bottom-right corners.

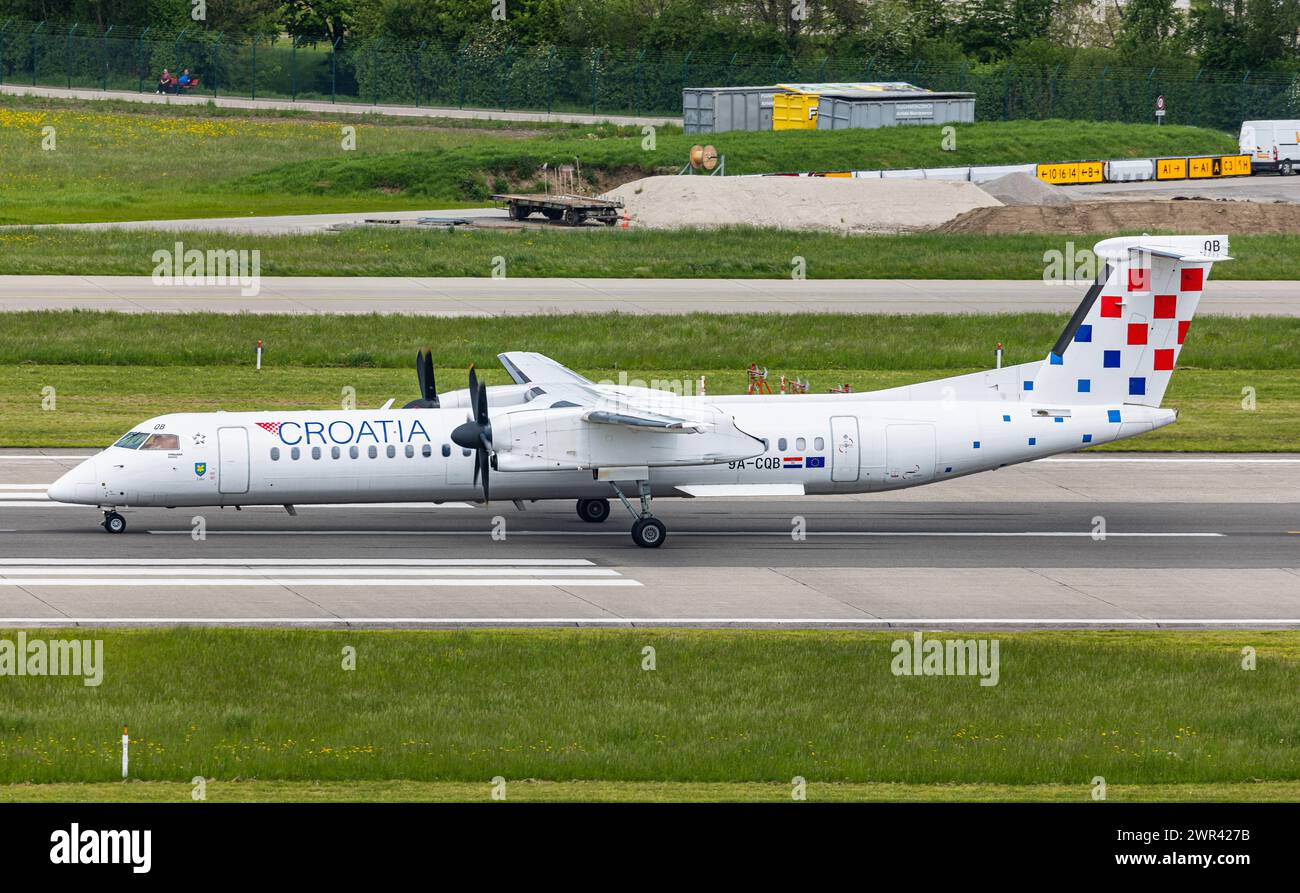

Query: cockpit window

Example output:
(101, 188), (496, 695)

(140, 433), (181, 451)
(113, 431), (150, 449)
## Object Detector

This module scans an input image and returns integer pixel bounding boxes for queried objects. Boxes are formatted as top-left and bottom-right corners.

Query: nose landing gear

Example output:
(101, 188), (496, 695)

(631, 516), (666, 548)
(102, 511), (126, 534)
(608, 480), (666, 548)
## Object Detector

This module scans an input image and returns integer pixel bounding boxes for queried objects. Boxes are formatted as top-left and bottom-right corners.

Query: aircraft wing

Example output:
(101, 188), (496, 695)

(487, 364), (761, 471)
(497, 351), (593, 386)
(511, 379), (703, 434)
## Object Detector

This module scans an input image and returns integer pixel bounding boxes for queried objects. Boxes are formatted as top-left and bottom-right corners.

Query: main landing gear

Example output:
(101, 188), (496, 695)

(102, 510), (126, 534)
(575, 498), (611, 523)
(607, 481), (667, 548)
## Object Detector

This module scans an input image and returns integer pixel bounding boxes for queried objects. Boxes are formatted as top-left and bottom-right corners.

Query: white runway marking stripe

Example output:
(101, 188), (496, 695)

(145, 529), (1228, 538)
(0, 495), (474, 508)
(0, 578), (640, 587)
(0, 557), (596, 566)
(0, 567), (619, 577)
(0, 556), (639, 588)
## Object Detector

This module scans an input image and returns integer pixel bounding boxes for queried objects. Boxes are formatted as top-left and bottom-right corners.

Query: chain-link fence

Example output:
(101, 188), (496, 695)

(2, 20), (1298, 129)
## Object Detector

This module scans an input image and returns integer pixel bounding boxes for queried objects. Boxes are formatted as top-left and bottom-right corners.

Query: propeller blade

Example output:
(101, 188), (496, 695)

(405, 348), (440, 409)
(421, 349), (437, 402)
(452, 364), (492, 502)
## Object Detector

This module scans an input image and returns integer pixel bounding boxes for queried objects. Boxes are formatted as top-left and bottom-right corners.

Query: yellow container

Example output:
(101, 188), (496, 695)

(773, 92), (819, 130)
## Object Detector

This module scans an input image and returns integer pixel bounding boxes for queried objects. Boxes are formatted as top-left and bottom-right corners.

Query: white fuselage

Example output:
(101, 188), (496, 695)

(48, 391), (1174, 509)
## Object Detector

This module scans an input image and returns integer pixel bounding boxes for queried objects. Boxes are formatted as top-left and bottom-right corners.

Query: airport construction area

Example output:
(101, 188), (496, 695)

(1, 90), (1299, 803)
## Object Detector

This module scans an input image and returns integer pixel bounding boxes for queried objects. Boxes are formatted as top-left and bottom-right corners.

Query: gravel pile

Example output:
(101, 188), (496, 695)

(602, 175), (1002, 233)
(978, 171), (1072, 206)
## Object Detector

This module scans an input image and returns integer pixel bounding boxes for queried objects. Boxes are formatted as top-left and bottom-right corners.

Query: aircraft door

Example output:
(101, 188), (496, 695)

(885, 424), (937, 483)
(217, 427), (250, 494)
(829, 416), (860, 482)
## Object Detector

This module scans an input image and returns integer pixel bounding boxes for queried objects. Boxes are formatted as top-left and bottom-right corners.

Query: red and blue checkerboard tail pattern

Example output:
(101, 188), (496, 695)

(1029, 235), (1230, 408)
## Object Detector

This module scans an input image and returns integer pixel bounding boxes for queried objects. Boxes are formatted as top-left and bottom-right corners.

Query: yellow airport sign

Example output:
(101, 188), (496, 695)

(1188, 156), (1221, 178)
(1035, 161), (1103, 185)
(1217, 154), (1251, 177)
(1187, 154), (1250, 178)
(1155, 157), (1188, 180)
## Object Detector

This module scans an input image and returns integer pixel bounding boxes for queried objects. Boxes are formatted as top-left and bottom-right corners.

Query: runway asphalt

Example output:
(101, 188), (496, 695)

(19, 208), (505, 236)
(1, 452), (1296, 629)
(0, 276), (1295, 316)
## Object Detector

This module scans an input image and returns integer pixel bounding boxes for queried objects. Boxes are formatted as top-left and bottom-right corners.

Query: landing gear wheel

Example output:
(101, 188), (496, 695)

(576, 498), (611, 523)
(102, 511), (126, 534)
(631, 517), (666, 548)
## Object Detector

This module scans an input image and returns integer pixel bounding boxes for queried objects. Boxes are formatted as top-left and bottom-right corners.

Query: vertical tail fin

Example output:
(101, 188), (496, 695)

(1030, 235), (1230, 406)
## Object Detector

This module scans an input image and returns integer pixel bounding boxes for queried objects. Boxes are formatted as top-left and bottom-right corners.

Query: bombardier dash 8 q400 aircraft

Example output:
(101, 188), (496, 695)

(49, 235), (1227, 547)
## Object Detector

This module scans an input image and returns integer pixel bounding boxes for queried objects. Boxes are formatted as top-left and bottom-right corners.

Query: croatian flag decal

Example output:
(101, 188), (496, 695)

(783, 457), (804, 469)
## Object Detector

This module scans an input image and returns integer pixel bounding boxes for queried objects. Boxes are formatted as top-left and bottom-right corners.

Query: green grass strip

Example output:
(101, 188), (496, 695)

(2, 229), (1294, 279)
(1, 312), (1295, 370)
(1, 629), (1297, 787)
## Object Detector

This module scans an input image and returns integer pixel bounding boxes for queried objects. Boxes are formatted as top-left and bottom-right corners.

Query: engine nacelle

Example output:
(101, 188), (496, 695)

(436, 384), (537, 410)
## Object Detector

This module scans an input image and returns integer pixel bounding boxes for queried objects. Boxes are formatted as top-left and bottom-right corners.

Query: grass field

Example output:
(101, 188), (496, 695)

(2, 311), (1295, 370)
(2, 365), (1292, 451)
(1, 227), (1296, 279)
(0, 312), (1293, 449)
(0, 93), (1236, 224)
(0, 629), (1296, 801)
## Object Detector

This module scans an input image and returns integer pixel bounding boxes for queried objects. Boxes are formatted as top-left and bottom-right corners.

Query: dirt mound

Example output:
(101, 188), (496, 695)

(979, 171), (1072, 206)
(604, 175), (1001, 233)
(935, 198), (1300, 235)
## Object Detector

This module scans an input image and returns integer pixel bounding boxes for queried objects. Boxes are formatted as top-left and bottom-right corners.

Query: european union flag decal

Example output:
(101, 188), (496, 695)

(806, 456), (826, 469)
(194, 462), (207, 477)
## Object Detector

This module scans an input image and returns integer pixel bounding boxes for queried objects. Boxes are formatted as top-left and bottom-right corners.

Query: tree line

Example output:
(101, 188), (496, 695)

(1, 0), (1297, 75)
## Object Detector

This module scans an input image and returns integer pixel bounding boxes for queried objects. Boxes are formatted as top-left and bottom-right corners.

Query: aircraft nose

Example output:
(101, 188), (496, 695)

(47, 456), (99, 505)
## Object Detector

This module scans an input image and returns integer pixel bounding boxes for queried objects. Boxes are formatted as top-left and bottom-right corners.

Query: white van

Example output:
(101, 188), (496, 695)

(1239, 120), (1300, 174)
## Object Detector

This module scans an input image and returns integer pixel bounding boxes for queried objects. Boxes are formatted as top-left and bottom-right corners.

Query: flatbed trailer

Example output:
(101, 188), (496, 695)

(491, 193), (624, 226)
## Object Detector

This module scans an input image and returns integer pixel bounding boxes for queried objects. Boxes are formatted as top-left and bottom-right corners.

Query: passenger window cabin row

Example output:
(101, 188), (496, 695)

(775, 436), (824, 452)
(270, 444), (471, 461)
